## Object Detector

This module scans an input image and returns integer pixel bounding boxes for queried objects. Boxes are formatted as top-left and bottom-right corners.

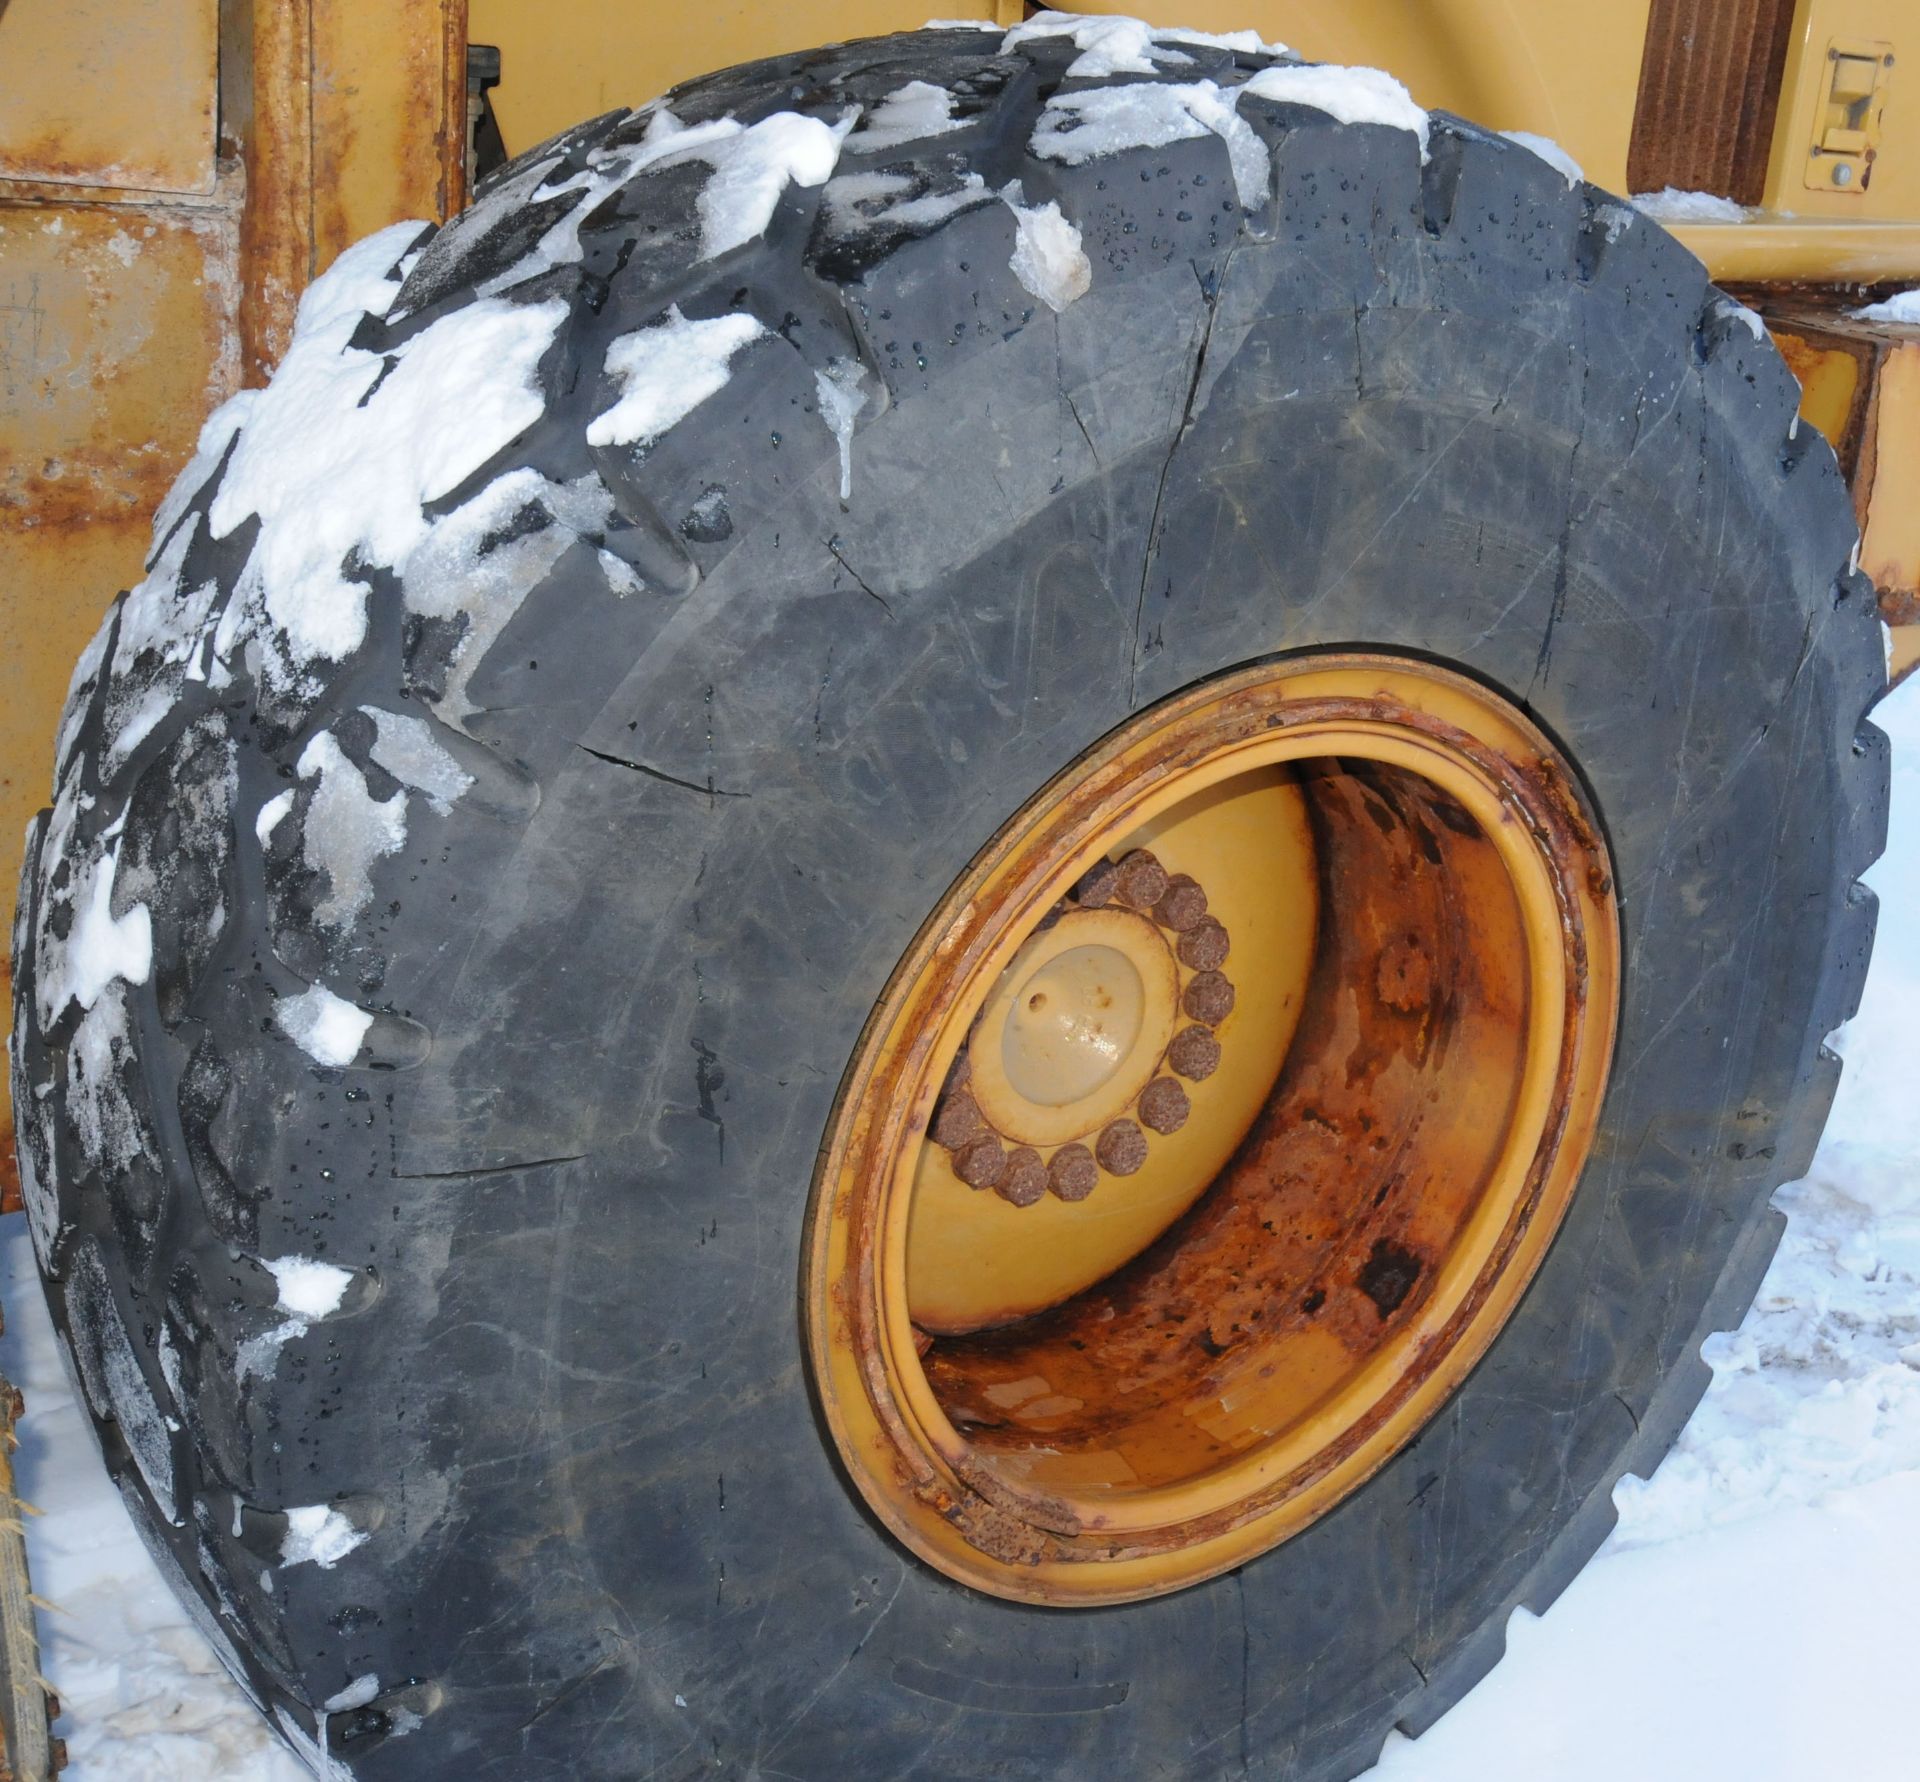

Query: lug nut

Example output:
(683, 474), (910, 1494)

(932, 1086), (989, 1149)
(1152, 873), (1208, 932)
(1114, 849), (1169, 911)
(997, 1147), (1047, 1207)
(1074, 859), (1121, 907)
(1138, 1076), (1190, 1135)
(1183, 970), (1236, 1025)
(1096, 1119), (1148, 1177)
(953, 1136), (1007, 1189)
(1178, 917), (1230, 971)
(1047, 1142), (1100, 1201)
(1167, 1023), (1222, 1081)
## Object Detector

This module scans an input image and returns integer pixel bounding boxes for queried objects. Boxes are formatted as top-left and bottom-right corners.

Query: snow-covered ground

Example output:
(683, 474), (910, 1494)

(8, 672), (1919, 1780)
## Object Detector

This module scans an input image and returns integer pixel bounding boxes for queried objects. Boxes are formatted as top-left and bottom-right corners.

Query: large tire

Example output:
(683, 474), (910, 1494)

(10, 22), (1886, 1781)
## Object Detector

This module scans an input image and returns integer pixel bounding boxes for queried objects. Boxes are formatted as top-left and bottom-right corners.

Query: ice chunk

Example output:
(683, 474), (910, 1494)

(1005, 195), (1092, 313)
(848, 81), (966, 155)
(265, 1256), (355, 1320)
(274, 985), (372, 1068)
(1240, 63), (1430, 161)
(280, 1504), (369, 1569)
(813, 358), (870, 500)
(1631, 186), (1749, 224)
(362, 707), (474, 812)
(588, 307), (768, 448)
(296, 731), (406, 929)
(1501, 129), (1583, 187)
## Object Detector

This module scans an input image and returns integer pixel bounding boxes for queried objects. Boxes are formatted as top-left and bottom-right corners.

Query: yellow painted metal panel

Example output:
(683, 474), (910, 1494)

(471, 0), (1019, 157)
(0, 0), (218, 195)
(1766, 0), (1918, 219)
(473, 0), (1653, 192)
(1670, 217), (1920, 280)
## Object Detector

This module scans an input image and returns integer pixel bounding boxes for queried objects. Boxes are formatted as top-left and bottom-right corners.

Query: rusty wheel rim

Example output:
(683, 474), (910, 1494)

(804, 655), (1620, 1605)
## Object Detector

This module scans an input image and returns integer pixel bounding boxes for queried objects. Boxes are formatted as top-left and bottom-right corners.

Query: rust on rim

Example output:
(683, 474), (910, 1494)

(803, 655), (1621, 1605)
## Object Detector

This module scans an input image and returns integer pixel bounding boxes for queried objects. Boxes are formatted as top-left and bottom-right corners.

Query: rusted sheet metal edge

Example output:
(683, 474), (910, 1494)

(0, 175), (233, 213)
(240, 0), (314, 384)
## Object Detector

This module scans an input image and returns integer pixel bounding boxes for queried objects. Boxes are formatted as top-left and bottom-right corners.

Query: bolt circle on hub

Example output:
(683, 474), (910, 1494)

(805, 655), (1620, 1607)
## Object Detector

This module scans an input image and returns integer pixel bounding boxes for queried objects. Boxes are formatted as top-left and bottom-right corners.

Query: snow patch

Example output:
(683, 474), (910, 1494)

(1852, 288), (1920, 324)
(1632, 186), (1750, 224)
(588, 307), (768, 449)
(1001, 12), (1275, 79)
(265, 1256), (355, 1320)
(322, 1674), (381, 1714)
(256, 788), (295, 846)
(1033, 80), (1271, 210)
(848, 81), (966, 155)
(813, 359), (870, 500)
(1240, 63), (1430, 162)
(35, 836), (152, 1027)
(627, 110), (850, 259)
(1501, 129), (1583, 187)
(274, 985), (373, 1068)
(1004, 194), (1092, 313)
(822, 168), (993, 233)
(208, 221), (563, 682)
(362, 706), (473, 812)
(1713, 296), (1769, 343)
(67, 985), (146, 1175)
(401, 469), (614, 722)
(295, 731), (407, 928)
(105, 514), (221, 768)
(279, 1505), (369, 1570)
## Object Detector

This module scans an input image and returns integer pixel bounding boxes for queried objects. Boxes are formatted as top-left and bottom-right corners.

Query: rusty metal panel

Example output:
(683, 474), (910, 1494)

(0, 0), (218, 195)
(312, 0), (468, 272)
(0, 188), (242, 1208)
(1860, 339), (1920, 619)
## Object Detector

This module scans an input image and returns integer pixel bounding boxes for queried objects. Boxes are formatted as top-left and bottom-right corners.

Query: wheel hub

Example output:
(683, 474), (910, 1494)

(805, 655), (1621, 1607)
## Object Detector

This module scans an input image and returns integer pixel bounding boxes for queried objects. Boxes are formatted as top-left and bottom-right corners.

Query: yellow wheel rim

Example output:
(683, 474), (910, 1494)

(804, 655), (1620, 1606)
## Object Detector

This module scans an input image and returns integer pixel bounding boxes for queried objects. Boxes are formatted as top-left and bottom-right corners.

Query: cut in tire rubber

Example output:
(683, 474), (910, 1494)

(9, 20), (1886, 1781)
